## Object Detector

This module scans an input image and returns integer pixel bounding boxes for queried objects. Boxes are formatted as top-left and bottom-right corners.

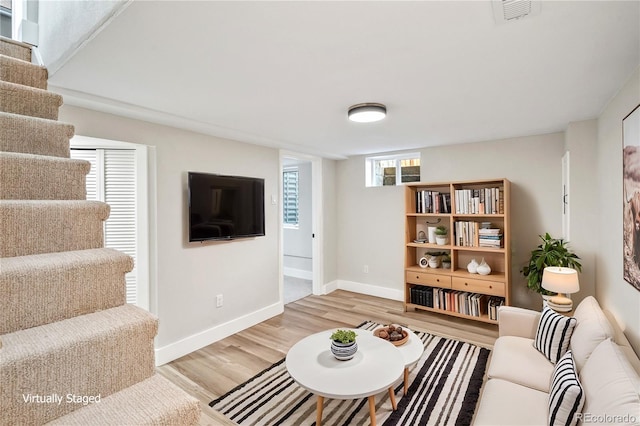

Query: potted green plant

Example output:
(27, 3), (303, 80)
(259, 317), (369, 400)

(441, 253), (451, 269)
(330, 329), (358, 361)
(435, 226), (448, 245)
(521, 233), (582, 295)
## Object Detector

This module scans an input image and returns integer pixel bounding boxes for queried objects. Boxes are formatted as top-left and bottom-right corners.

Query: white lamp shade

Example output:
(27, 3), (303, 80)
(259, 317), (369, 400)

(541, 267), (580, 294)
(348, 103), (386, 123)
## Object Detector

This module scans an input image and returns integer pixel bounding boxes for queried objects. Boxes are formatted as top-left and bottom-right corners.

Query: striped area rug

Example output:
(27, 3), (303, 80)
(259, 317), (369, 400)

(209, 321), (490, 425)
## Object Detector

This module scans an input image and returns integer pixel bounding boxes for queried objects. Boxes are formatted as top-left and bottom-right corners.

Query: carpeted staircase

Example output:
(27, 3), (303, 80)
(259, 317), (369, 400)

(0, 37), (200, 425)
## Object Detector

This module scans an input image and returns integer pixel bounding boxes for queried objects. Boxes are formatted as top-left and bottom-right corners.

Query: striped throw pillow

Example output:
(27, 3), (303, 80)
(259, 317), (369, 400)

(534, 305), (577, 364)
(548, 351), (585, 426)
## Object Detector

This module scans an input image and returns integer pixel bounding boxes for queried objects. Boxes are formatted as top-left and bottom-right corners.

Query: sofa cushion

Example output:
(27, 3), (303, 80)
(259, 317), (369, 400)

(549, 351), (585, 426)
(579, 339), (640, 425)
(535, 305), (577, 364)
(473, 378), (548, 425)
(488, 336), (555, 392)
(570, 296), (615, 371)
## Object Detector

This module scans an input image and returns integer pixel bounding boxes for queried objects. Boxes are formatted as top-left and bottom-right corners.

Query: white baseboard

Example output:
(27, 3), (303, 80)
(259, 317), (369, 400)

(333, 280), (404, 301)
(322, 279), (339, 295)
(155, 302), (283, 366)
(283, 267), (313, 280)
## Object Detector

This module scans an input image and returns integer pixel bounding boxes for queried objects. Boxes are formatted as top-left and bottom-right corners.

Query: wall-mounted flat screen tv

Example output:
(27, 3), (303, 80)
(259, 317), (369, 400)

(188, 172), (265, 242)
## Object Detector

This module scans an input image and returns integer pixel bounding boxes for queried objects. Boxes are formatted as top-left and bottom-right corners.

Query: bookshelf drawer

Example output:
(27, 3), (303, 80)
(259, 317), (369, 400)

(406, 271), (451, 288)
(452, 276), (505, 296)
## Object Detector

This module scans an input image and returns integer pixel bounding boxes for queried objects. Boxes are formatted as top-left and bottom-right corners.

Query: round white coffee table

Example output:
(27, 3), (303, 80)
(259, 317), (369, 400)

(385, 327), (424, 395)
(286, 329), (404, 426)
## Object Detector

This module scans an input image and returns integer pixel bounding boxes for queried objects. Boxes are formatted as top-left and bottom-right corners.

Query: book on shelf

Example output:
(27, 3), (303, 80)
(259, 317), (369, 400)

(487, 297), (505, 321)
(415, 190), (451, 214)
(428, 288), (489, 318)
(454, 187), (503, 214)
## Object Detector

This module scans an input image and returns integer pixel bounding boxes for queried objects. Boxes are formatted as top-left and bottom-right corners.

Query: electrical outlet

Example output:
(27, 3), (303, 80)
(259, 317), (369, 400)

(363, 265), (369, 273)
(216, 294), (223, 308)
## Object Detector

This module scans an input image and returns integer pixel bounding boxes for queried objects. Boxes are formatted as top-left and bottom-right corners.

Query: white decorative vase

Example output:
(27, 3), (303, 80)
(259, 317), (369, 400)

(467, 259), (478, 274)
(477, 258), (491, 275)
(428, 227), (437, 244)
(331, 340), (358, 361)
(428, 256), (440, 268)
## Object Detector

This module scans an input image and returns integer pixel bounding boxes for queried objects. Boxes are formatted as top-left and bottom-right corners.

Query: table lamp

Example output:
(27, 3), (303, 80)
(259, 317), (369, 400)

(541, 267), (580, 312)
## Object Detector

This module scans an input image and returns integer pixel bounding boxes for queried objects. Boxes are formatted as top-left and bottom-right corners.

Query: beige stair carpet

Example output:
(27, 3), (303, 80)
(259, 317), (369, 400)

(0, 200), (109, 257)
(0, 54), (48, 89)
(0, 37), (31, 62)
(0, 152), (89, 200)
(0, 112), (74, 158)
(0, 305), (157, 425)
(0, 248), (133, 334)
(0, 80), (62, 120)
(48, 374), (202, 426)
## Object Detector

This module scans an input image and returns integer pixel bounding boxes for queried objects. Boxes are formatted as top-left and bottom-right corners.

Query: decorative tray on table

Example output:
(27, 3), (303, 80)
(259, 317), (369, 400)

(373, 324), (409, 346)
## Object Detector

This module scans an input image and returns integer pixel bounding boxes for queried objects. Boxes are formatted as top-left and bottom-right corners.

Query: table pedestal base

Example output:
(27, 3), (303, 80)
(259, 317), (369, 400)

(316, 388), (397, 426)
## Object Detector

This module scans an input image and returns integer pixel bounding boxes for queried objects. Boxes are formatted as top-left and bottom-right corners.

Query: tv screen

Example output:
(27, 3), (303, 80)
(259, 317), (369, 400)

(188, 172), (265, 242)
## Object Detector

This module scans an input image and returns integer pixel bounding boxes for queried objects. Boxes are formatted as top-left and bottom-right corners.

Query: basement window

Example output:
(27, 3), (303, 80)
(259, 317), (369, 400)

(366, 153), (421, 187)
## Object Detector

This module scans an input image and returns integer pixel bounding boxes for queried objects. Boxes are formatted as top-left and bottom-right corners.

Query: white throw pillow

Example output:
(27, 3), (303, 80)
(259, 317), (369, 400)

(534, 305), (577, 364)
(570, 296), (614, 371)
(579, 339), (640, 426)
(549, 351), (585, 426)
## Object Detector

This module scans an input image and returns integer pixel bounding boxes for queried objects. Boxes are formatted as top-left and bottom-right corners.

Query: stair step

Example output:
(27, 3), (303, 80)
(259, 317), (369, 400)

(0, 112), (73, 158)
(0, 305), (158, 425)
(0, 248), (133, 334)
(0, 54), (48, 89)
(0, 80), (62, 120)
(0, 152), (90, 200)
(47, 374), (201, 425)
(0, 200), (109, 257)
(0, 37), (31, 62)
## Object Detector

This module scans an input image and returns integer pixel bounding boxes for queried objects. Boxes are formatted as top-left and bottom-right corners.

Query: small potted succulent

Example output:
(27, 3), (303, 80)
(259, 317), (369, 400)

(441, 253), (452, 269)
(330, 329), (358, 361)
(435, 226), (448, 245)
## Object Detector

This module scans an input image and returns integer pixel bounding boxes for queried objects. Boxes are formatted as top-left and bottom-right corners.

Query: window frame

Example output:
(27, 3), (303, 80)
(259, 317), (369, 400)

(283, 166), (300, 228)
(365, 152), (421, 187)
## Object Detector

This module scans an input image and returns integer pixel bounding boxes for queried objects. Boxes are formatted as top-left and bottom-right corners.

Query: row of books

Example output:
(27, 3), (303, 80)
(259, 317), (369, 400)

(415, 191), (451, 214)
(410, 285), (505, 319)
(454, 188), (503, 215)
(454, 222), (503, 248)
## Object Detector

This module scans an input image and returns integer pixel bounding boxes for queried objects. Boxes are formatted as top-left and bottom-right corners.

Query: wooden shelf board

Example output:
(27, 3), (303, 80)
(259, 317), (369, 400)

(405, 303), (498, 325)
(452, 214), (505, 218)
(452, 246), (505, 253)
(407, 242), (452, 249)
(450, 269), (506, 282)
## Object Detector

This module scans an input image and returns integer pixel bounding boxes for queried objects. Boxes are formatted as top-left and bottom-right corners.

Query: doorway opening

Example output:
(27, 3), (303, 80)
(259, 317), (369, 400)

(282, 156), (313, 304)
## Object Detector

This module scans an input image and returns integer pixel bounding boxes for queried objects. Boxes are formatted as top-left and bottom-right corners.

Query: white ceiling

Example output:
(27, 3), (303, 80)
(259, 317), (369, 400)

(49, 1), (640, 159)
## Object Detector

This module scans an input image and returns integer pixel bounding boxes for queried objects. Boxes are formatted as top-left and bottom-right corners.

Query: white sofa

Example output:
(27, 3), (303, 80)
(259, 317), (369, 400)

(474, 296), (640, 425)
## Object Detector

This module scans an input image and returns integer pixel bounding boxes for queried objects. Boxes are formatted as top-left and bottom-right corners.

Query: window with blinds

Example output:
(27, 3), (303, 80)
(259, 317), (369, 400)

(70, 148), (138, 305)
(283, 168), (299, 226)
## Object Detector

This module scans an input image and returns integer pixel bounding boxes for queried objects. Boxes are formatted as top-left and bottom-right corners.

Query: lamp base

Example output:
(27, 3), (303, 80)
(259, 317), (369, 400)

(547, 294), (573, 313)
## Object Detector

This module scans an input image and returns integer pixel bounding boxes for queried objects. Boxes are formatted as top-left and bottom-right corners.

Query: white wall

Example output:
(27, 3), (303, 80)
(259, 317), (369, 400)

(322, 158), (338, 285)
(59, 105), (282, 364)
(38, 0), (129, 73)
(283, 161), (312, 276)
(336, 132), (566, 310)
(596, 67), (640, 353)
(565, 120), (598, 305)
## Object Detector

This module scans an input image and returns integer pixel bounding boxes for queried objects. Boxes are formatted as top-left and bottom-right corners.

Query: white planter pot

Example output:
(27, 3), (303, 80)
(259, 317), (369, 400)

(435, 236), (447, 245)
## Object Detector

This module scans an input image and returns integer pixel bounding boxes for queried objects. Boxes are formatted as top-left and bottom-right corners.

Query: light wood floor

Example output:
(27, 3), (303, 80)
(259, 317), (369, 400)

(157, 290), (498, 426)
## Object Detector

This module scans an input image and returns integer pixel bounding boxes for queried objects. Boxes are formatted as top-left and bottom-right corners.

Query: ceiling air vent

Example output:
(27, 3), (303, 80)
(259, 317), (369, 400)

(492, 0), (541, 24)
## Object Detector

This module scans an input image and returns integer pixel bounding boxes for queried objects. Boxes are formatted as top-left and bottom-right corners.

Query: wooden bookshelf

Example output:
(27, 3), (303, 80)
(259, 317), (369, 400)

(404, 179), (511, 324)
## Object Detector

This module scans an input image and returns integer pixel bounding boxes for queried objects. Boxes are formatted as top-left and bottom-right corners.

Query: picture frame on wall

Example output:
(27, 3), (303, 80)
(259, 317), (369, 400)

(622, 104), (640, 291)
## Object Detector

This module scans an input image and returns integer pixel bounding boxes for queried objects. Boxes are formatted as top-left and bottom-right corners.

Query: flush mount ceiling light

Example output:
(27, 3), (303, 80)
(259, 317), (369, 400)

(348, 103), (387, 123)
